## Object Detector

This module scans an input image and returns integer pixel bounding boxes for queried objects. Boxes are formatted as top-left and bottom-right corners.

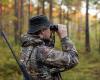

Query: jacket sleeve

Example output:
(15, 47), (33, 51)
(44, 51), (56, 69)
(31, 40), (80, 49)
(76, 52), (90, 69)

(36, 37), (79, 70)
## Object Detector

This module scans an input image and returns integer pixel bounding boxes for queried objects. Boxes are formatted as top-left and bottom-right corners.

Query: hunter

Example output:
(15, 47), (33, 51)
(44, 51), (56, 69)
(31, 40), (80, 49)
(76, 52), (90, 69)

(20, 15), (79, 80)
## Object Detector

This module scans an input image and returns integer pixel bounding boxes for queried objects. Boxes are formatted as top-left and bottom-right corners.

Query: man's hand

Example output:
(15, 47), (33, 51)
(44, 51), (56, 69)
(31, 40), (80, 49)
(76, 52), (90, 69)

(57, 24), (67, 38)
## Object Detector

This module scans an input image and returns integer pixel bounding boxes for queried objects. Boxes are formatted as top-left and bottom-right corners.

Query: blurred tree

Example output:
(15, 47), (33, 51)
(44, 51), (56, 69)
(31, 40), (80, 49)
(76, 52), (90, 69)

(38, 0), (53, 21)
(28, 0), (30, 18)
(37, 0), (40, 15)
(48, 0), (57, 22)
(19, 0), (24, 39)
(42, 0), (45, 15)
(1, 0), (8, 30)
(95, 1), (100, 52)
(77, 12), (82, 40)
(14, 0), (19, 43)
(36, 0), (45, 15)
(0, 1), (2, 15)
(14, 0), (24, 43)
(99, 22), (100, 52)
(98, 8), (100, 52)
(58, 0), (63, 24)
(85, 0), (91, 52)
(49, 0), (53, 22)
(0, 0), (2, 32)
(62, 0), (81, 37)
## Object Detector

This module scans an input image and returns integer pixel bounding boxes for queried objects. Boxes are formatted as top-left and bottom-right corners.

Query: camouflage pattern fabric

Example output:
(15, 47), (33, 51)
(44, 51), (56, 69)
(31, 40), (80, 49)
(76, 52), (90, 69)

(20, 33), (79, 80)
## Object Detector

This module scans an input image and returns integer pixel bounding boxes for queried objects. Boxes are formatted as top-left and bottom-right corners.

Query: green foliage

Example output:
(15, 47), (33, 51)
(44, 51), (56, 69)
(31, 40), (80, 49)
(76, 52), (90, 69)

(62, 0), (81, 6)
(89, 0), (98, 3)
(1, 0), (8, 5)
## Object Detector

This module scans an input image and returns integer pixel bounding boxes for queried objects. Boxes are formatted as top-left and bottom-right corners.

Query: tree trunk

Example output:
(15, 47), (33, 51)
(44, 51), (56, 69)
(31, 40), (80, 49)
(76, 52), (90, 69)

(99, 21), (100, 52)
(0, 1), (2, 15)
(14, 0), (23, 43)
(62, 10), (65, 24)
(0, 1), (2, 36)
(19, 0), (24, 40)
(42, 0), (45, 15)
(85, 0), (91, 52)
(67, 8), (69, 37)
(37, 0), (40, 15)
(59, 6), (62, 24)
(49, 0), (53, 22)
(14, 0), (19, 44)
(99, 34), (100, 52)
(28, 0), (30, 18)
(77, 12), (82, 40)
(18, 0), (21, 41)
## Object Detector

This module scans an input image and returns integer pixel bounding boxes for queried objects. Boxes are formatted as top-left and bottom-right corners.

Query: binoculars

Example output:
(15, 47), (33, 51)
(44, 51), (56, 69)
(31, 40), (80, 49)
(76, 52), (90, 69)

(50, 25), (58, 32)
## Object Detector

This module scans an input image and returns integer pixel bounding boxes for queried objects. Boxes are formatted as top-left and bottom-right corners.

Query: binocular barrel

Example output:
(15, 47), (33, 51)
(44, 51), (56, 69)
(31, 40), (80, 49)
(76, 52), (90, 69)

(50, 25), (58, 31)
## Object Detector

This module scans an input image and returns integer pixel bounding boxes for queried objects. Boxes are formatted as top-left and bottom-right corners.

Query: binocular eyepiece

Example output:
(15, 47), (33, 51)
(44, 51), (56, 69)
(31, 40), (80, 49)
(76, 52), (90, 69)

(50, 25), (58, 31)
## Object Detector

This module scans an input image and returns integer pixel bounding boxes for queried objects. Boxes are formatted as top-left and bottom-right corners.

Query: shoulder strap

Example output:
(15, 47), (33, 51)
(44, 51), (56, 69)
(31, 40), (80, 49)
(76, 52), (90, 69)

(26, 46), (34, 65)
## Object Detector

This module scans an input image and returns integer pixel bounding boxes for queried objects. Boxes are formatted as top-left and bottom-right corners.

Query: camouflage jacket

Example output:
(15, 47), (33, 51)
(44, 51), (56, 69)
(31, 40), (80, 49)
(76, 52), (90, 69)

(20, 33), (79, 80)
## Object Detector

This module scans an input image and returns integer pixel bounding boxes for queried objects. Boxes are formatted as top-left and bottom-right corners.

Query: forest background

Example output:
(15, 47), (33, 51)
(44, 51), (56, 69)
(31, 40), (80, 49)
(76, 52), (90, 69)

(0, 0), (100, 80)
